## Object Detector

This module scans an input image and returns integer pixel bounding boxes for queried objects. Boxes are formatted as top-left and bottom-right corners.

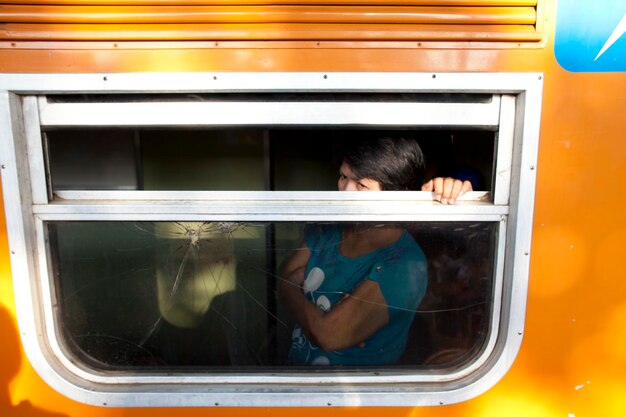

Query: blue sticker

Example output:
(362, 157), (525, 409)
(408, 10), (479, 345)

(555, 0), (626, 72)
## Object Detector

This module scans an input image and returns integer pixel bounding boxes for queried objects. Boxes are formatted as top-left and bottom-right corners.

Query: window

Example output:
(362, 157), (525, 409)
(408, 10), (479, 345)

(0, 73), (542, 406)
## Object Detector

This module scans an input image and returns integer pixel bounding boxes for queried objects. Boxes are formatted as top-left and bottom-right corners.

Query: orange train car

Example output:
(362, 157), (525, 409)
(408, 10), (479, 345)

(1, 0), (625, 416)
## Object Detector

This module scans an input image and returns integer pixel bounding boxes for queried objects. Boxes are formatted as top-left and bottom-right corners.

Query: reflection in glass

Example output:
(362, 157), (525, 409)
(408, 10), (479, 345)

(48, 221), (496, 371)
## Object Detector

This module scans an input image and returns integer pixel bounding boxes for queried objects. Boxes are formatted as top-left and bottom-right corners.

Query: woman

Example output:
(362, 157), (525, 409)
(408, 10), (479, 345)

(281, 137), (471, 365)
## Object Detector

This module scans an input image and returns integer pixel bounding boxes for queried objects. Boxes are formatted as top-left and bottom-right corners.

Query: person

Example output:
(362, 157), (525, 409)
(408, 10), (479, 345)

(280, 137), (472, 365)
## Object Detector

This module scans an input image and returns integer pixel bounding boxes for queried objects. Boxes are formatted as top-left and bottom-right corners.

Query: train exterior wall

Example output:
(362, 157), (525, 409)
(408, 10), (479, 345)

(1, 0), (625, 416)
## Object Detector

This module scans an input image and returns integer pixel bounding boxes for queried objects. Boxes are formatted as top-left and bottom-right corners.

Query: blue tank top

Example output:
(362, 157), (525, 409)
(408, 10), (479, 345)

(289, 224), (427, 366)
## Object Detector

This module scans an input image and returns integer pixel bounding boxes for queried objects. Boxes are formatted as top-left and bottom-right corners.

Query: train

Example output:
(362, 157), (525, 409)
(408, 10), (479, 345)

(1, 0), (625, 416)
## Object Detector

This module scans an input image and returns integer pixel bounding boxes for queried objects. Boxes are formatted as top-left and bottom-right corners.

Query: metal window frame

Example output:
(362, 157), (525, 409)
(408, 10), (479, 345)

(0, 72), (542, 407)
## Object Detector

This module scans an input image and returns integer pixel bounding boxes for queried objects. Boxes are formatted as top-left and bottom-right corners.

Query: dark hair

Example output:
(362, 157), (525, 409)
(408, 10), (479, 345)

(337, 137), (425, 191)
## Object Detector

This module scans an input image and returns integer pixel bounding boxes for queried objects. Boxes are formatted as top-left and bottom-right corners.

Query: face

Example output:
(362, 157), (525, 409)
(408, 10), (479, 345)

(337, 162), (382, 191)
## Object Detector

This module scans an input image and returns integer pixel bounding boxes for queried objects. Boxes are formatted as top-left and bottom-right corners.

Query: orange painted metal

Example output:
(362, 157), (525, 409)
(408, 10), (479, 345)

(1, 0), (626, 417)
(1, 0), (539, 5)
(0, 3), (538, 43)
(0, 5), (536, 24)
(0, 23), (541, 42)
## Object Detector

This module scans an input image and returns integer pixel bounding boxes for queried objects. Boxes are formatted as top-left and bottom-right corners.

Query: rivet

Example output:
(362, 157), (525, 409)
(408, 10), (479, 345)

(103, 76), (108, 81)
(432, 74), (437, 79)
(11, 251), (15, 255)
(525, 252), (529, 256)
(327, 402), (332, 406)
(538, 75), (543, 80)
(530, 165), (535, 170)
(1, 164), (5, 169)
(323, 74), (328, 79)
(518, 331), (523, 335)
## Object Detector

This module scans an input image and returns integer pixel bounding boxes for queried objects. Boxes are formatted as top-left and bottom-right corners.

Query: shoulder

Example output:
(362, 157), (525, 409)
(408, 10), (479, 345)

(397, 230), (426, 260)
(368, 231), (428, 305)
(381, 230), (426, 266)
(304, 223), (341, 250)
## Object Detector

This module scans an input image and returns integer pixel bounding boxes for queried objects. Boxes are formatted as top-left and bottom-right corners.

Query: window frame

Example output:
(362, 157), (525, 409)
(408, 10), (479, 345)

(0, 72), (542, 407)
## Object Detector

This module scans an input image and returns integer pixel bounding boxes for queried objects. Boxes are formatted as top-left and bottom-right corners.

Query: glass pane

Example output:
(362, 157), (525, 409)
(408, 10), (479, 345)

(44, 129), (495, 192)
(49, 221), (497, 371)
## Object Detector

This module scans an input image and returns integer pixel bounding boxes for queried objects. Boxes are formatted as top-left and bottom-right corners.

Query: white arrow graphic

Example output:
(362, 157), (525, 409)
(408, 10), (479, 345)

(595, 13), (626, 61)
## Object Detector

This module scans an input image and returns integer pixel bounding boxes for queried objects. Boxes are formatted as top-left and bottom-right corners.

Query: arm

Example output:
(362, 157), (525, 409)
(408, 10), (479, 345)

(280, 242), (389, 352)
(422, 177), (473, 205)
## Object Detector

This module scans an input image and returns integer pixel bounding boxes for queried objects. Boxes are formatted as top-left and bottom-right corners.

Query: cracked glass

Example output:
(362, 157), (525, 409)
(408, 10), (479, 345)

(49, 220), (496, 370)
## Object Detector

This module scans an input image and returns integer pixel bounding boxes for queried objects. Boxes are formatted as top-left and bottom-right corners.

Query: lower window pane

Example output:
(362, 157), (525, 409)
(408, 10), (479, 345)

(47, 221), (497, 371)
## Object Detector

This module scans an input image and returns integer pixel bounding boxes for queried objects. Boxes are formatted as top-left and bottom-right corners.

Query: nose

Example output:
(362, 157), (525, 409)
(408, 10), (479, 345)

(341, 180), (358, 191)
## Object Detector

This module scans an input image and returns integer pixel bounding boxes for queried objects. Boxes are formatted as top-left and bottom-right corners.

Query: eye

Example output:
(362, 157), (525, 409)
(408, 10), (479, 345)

(357, 182), (369, 190)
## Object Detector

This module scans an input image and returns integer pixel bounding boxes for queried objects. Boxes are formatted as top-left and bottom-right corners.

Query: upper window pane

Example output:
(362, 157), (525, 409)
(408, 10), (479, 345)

(45, 128), (495, 192)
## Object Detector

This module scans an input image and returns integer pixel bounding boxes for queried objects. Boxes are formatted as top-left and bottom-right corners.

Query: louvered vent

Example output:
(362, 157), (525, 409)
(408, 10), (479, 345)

(0, 0), (540, 42)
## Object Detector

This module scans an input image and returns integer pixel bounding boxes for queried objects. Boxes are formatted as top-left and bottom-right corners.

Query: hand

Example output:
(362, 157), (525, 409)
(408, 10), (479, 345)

(286, 266), (306, 288)
(422, 177), (473, 205)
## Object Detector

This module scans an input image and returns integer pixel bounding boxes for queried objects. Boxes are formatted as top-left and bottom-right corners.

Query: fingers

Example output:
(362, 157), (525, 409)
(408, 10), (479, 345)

(424, 177), (474, 204)
(432, 177), (444, 201)
(461, 180), (473, 194)
(446, 179), (463, 205)
(440, 177), (455, 205)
